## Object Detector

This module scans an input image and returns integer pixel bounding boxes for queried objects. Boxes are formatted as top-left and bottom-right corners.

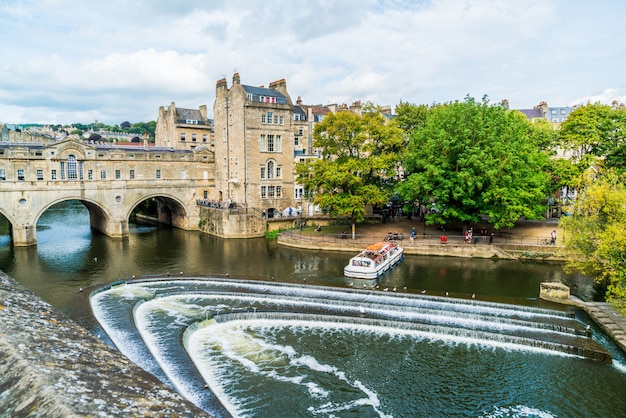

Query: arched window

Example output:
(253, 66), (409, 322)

(267, 160), (275, 179)
(67, 155), (78, 180)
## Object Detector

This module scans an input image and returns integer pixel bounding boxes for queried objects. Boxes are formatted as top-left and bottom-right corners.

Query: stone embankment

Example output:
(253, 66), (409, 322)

(0, 271), (210, 417)
(277, 230), (564, 261)
(539, 282), (626, 355)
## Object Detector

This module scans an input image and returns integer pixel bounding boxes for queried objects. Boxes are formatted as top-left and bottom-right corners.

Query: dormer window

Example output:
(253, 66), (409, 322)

(186, 119), (198, 124)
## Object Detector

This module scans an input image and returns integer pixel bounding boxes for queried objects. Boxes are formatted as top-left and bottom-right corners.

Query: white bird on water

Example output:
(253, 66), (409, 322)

(359, 306), (365, 315)
(392, 287), (397, 292)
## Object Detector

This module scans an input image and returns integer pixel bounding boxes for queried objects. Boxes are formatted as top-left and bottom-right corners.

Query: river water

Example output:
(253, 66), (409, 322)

(1, 201), (625, 417)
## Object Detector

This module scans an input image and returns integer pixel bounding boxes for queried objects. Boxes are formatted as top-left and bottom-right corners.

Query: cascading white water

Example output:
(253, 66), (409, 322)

(90, 277), (623, 418)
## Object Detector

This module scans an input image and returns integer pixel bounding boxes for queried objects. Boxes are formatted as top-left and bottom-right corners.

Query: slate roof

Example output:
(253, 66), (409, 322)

(517, 108), (544, 119)
(242, 85), (288, 104)
(175, 108), (207, 124)
(293, 105), (307, 120)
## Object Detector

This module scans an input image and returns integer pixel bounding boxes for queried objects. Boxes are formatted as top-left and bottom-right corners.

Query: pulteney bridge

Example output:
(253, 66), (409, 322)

(0, 139), (215, 246)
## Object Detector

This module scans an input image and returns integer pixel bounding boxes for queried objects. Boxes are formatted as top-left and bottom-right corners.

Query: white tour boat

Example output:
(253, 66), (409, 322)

(343, 241), (404, 279)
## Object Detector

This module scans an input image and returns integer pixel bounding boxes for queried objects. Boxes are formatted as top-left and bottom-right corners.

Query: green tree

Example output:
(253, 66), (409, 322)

(559, 103), (626, 169)
(295, 105), (404, 236)
(394, 101), (430, 134)
(560, 168), (626, 313)
(397, 96), (551, 230)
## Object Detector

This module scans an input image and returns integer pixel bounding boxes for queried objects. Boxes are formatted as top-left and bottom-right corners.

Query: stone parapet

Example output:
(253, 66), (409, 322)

(0, 270), (210, 417)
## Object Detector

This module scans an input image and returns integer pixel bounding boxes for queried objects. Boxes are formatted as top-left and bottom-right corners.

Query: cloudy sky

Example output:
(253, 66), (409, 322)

(1, 0), (625, 126)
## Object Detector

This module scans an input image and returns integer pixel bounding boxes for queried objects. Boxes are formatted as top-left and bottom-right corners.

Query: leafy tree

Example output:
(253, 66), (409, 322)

(559, 103), (626, 168)
(397, 96), (551, 230)
(120, 121), (131, 129)
(394, 101), (430, 134)
(295, 105), (404, 236)
(560, 168), (626, 314)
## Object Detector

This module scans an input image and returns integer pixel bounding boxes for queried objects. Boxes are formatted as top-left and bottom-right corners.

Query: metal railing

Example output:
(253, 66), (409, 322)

(280, 230), (561, 247)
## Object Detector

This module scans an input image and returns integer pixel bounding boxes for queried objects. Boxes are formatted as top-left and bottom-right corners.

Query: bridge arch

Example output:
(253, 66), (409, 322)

(127, 193), (190, 230)
(35, 197), (118, 241)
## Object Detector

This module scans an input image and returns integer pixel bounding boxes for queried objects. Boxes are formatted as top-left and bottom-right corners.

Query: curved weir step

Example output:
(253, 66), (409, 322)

(89, 277), (615, 416)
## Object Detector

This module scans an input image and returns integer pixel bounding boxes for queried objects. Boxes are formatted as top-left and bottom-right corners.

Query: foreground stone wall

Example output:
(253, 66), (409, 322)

(0, 271), (210, 417)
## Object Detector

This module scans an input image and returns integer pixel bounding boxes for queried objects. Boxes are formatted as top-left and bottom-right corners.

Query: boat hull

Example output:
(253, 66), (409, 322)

(344, 243), (404, 279)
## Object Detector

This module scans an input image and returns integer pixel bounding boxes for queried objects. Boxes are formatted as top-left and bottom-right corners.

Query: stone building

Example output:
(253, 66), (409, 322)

(213, 73), (296, 217)
(155, 102), (213, 150)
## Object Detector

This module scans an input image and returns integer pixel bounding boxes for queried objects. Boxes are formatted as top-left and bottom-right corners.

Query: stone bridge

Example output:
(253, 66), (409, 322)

(0, 139), (216, 246)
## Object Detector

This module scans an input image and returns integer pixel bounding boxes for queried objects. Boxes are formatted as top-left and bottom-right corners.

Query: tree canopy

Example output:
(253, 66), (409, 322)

(559, 103), (626, 171)
(396, 96), (552, 229)
(560, 168), (626, 314)
(295, 105), (404, 226)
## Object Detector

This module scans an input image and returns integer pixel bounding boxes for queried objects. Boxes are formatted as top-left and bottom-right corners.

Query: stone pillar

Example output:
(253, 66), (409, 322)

(11, 224), (37, 247)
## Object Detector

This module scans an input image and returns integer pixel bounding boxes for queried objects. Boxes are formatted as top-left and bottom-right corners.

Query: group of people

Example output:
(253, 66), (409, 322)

(464, 227), (494, 244)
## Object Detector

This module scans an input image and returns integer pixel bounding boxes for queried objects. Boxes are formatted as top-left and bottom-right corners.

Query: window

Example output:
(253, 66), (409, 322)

(223, 128), (227, 142)
(130, 169), (135, 180)
(295, 136), (299, 146)
(115, 170), (121, 179)
(560, 109), (566, 114)
(88, 170), (93, 180)
(276, 186), (282, 197)
(51, 169), (57, 180)
(186, 119), (198, 124)
(299, 127), (304, 136)
(267, 160), (275, 179)
(223, 157), (227, 166)
(203, 134), (207, 143)
(276, 135), (282, 152)
(261, 114), (266, 124)
(294, 114), (301, 121)
(17, 169), (25, 181)
(260, 134), (266, 151)
(276, 166), (282, 178)
(60, 162), (65, 180)
(156, 169), (161, 179)
(67, 155), (78, 180)
(101, 170), (107, 180)
(180, 133), (186, 141)
(261, 186), (267, 198)
(247, 93), (253, 101)
(192, 134), (197, 142)
(279, 116), (284, 125)
(260, 166), (266, 179)
(181, 169), (186, 179)
(268, 185), (275, 197)
(267, 112), (273, 124)
(36, 169), (44, 181)
(267, 135), (274, 152)
(0, 169), (5, 180)
(203, 190), (208, 199)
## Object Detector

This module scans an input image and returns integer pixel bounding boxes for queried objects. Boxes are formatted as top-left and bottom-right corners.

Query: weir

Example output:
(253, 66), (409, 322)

(89, 277), (614, 416)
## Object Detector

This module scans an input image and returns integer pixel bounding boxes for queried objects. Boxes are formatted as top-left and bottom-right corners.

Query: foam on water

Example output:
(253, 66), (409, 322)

(90, 278), (623, 417)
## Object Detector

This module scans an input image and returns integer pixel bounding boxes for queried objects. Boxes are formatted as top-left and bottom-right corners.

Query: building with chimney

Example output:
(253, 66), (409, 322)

(213, 73), (296, 217)
(155, 103), (213, 150)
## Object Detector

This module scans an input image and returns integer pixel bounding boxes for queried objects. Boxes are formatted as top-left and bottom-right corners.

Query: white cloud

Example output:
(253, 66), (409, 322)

(1, 0), (625, 124)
